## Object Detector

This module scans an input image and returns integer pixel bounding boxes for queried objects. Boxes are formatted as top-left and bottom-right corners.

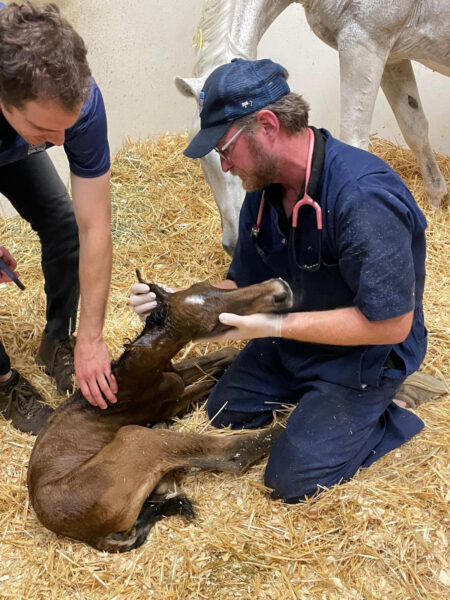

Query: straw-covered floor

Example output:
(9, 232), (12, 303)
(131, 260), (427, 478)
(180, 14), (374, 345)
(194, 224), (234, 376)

(0, 135), (448, 600)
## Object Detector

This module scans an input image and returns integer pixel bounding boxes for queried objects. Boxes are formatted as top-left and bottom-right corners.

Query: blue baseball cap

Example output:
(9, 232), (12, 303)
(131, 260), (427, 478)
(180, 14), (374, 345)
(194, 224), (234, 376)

(184, 58), (290, 158)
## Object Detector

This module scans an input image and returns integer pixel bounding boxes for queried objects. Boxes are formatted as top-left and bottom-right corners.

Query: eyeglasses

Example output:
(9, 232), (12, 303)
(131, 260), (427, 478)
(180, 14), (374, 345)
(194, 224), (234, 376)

(214, 126), (246, 161)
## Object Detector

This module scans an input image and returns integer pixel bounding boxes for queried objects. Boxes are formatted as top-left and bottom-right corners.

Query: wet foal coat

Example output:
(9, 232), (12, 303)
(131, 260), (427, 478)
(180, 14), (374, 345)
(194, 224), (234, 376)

(28, 278), (293, 552)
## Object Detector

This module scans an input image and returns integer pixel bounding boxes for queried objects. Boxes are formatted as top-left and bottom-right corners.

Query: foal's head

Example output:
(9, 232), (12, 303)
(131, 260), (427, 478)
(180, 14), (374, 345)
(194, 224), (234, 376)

(133, 275), (293, 347)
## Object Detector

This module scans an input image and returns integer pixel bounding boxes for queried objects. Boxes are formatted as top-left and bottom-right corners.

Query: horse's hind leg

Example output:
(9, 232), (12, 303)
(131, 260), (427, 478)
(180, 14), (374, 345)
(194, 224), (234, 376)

(81, 423), (283, 551)
(183, 423), (284, 473)
(381, 59), (447, 207)
(174, 347), (239, 385)
(98, 494), (195, 553)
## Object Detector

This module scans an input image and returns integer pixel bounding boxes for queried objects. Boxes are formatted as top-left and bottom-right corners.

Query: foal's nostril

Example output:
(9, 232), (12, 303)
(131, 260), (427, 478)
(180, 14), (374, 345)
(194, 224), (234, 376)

(272, 279), (293, 309)
(274, 291), (288, 305)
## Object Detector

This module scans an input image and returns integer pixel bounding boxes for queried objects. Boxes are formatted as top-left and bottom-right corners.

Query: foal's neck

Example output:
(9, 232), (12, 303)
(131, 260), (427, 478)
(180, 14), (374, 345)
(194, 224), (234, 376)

(113, 326), (187, 384)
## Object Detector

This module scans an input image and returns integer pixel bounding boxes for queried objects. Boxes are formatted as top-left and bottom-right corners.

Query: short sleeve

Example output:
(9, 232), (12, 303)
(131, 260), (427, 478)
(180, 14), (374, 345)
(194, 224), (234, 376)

(64, 79), (110, 178)
(337, 180), (417, 321)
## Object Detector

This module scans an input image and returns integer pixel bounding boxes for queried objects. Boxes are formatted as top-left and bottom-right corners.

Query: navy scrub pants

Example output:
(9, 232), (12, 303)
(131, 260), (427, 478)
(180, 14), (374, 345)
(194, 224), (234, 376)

(207, 339), (424, 502)
(0, 151), (79, 375)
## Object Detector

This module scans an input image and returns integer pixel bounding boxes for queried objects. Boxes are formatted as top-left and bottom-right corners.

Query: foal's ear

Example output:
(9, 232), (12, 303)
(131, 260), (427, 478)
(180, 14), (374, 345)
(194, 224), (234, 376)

(148, 283), (170, 303)
(135, 269), (170, 302)
(136, 269), (147, 285)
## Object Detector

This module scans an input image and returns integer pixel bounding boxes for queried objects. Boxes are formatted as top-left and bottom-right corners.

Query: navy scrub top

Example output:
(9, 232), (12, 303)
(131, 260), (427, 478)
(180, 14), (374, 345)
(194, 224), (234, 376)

(228, 128), (428, 389)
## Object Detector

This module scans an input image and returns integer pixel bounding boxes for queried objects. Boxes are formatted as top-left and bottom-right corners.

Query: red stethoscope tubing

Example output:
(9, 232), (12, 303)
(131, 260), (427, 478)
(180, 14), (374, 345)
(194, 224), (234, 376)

(250, 128), (322, 271)
(292, 128), (322, 229)
(252, 128), (322, 232)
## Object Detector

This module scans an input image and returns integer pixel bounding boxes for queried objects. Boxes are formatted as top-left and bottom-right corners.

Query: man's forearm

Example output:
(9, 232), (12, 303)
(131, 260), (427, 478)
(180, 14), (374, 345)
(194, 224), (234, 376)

(281, 306), (413, 346)
(71, 171), (112, 342)
(77, 228), (112, 340)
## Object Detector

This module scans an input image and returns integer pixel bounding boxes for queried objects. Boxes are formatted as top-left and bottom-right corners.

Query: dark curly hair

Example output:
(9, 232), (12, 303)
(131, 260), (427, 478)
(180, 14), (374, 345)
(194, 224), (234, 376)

(0, 1), (91, 110)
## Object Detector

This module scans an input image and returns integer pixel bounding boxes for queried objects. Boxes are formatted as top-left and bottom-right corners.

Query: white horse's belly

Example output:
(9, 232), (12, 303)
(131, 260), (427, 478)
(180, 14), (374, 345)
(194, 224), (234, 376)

(389, 33), (450, 74)
(304, 2), (450, 76)
(414, 59), (450, 77)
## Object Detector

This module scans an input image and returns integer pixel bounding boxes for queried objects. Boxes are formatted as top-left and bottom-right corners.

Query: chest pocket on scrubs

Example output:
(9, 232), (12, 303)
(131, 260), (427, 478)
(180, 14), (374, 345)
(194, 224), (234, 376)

(288, 205), (354, 313)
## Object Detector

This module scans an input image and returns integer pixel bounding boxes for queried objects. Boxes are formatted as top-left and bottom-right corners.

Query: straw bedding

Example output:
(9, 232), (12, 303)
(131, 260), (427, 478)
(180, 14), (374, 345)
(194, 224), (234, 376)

(0, 135), (448, 599)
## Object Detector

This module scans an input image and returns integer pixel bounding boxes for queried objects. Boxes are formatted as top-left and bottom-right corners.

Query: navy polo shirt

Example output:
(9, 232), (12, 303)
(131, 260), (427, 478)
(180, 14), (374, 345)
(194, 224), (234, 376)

(0, 0), (109, 178)
(0, 79), (110, 178)
(228, 128), (427, 388)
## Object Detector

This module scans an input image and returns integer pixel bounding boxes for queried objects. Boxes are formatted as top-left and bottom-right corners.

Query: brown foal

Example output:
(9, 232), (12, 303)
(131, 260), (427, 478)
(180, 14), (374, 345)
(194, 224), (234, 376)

(28, 277), (293, 552)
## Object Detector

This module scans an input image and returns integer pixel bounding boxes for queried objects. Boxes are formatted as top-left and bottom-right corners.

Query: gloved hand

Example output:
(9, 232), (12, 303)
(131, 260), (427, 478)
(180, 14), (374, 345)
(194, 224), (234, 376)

(215, 312), (284, 341)
(129, 282), (174, 321)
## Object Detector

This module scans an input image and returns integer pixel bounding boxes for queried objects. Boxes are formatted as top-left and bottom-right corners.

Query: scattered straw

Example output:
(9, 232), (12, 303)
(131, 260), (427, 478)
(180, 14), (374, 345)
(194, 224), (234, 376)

(0, 134), (448, 599)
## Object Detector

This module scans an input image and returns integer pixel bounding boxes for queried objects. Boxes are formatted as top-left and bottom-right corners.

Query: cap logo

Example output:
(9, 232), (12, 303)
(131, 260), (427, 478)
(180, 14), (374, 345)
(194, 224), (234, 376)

(199, 90), (205, 110)
(241, 100), (252, 109)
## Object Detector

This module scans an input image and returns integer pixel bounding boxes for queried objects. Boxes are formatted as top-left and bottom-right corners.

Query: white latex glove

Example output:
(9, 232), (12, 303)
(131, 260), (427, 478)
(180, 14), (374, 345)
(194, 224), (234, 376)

(129, 282), (174, 321)
(215, 312), (284, 341)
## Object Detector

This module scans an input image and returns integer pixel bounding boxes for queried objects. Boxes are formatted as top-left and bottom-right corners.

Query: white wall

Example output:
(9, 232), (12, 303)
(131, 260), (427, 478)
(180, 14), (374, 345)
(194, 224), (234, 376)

(1, 0), (449, 216)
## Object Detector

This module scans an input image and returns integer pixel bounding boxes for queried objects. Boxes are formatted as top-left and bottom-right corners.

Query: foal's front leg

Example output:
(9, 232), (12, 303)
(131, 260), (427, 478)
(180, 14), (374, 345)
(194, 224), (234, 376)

(173, 347), (239, 385)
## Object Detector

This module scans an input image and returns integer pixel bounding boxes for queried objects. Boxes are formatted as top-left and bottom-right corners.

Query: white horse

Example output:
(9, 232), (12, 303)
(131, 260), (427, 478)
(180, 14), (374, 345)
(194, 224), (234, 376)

(175, 0), (449, 255)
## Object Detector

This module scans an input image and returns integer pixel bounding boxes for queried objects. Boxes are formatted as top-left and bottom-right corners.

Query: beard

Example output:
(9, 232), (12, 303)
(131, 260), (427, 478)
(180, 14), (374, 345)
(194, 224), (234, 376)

(233, 136), (278, 192)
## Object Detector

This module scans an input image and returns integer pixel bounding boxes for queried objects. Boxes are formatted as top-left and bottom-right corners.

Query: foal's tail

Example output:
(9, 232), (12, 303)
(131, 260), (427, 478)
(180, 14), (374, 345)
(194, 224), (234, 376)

(96, 494), (196, 553)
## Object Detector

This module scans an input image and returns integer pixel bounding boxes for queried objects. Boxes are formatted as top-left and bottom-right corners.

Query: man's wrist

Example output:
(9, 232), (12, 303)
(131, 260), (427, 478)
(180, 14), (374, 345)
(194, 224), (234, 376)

(75, 326), (104, 345)
(279, 312), (296, 339)
(274, 314), (284, 337)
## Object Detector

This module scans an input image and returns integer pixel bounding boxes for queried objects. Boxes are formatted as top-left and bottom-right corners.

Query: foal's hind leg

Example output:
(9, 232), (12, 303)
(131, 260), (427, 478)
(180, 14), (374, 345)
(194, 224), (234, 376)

(83, 423), (281, 552)
(76, 423), (283, 544)
(173, 347), (239, 385)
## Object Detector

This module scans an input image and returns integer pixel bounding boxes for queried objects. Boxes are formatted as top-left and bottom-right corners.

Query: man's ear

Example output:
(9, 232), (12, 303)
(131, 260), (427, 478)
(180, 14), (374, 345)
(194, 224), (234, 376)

(255, 109), (280, 138)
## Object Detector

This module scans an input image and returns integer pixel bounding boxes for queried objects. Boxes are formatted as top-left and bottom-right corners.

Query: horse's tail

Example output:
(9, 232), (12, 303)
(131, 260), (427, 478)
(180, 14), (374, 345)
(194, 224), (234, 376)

(95, 494), (196, 553)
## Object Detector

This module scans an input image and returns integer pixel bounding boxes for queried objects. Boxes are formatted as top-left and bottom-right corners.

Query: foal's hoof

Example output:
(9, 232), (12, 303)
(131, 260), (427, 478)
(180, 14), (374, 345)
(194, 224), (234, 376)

(160, 493), (196, 521)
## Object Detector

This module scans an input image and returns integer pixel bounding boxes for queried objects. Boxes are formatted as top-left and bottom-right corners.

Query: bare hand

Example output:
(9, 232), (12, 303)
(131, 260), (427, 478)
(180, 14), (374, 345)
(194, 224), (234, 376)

(74, 337), (118, 409)
(0, 246), (19, 284)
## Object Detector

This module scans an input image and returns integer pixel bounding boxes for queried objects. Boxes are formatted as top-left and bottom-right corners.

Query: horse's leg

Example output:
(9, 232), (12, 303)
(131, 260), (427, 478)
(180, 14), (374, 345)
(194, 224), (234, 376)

(338, 34), (390, 149)
(62, 423), (282, 551)
(173, 347), (239, 385)
(142, 363), (231, 425)
(170, 378), (218, 418)
(151, 364), (237, 497)
(152, 356), (240, 495)
(381, 59), (447, 208)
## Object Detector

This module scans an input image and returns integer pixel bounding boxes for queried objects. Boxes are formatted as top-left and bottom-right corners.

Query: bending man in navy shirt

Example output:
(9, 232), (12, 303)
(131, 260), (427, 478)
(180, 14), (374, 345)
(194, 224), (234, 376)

(0, 2), (117, 434)
(130, 59), (443, 501)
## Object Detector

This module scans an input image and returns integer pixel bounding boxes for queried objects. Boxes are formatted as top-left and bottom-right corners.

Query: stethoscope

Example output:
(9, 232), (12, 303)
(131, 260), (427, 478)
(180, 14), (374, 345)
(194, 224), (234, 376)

(250, 127), (323, 272)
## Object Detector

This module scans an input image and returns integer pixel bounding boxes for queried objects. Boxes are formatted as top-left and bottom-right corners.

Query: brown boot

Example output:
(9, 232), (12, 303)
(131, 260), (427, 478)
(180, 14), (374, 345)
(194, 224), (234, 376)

(394, 372), (449, 409)
(36, 334), (76, 395)
(0, 370), (54, 435)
